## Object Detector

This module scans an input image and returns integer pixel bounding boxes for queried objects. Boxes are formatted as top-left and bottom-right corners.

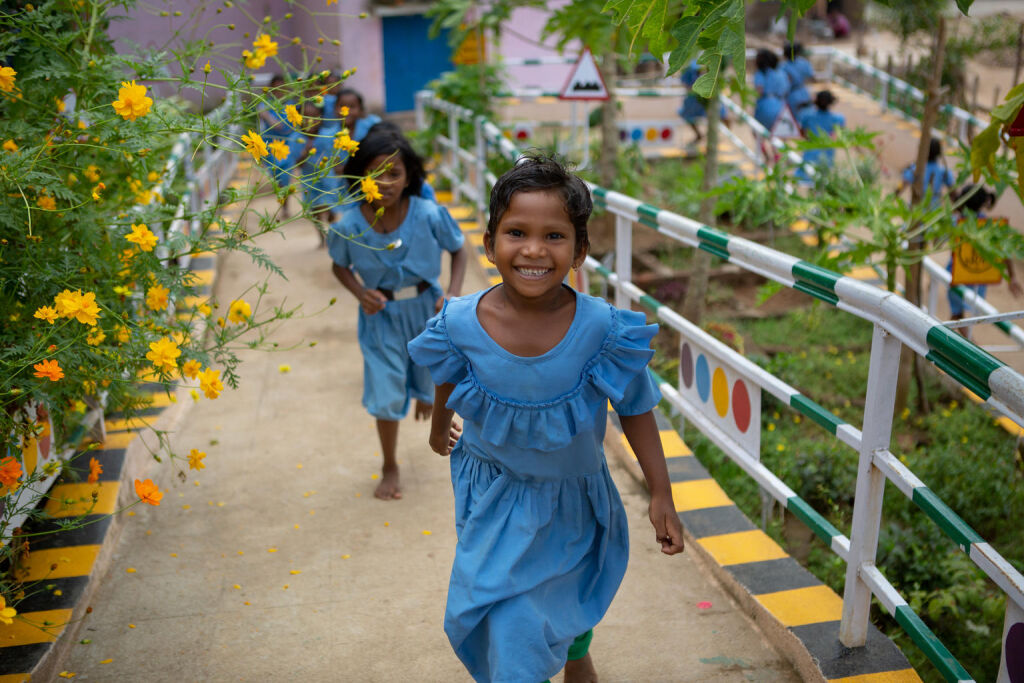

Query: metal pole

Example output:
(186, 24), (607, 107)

(581, 102), (591, 170)
(474, 115), (487, 230)
(839, 323), (901, 647)
(449, 111), (461, 205)
(614, 213), (632, 310)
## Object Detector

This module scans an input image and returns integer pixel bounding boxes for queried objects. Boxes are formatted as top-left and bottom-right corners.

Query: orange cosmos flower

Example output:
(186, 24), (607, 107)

(33, 305), (58, 324)
(198, 367), (223, 399)
(87, 457), (103, 484)
(145, 284), (169, 312)
(125, 223), (157, 251)
(134, 478), (163, 506)
(187, 449), (206, 471)
(112, 81), (153, 121)
(33, 359), (64, 382)
(0, 456), (23, 489)
(181, 359), (202, 380)
(241, 130), (267, 163)
(268, 139), (289, 161)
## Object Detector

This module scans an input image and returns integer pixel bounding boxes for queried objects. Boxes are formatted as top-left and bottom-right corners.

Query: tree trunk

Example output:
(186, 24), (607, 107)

(681, 96), (721, 325)
(589, 48), (619, 252)
(897, 16), (947, 416)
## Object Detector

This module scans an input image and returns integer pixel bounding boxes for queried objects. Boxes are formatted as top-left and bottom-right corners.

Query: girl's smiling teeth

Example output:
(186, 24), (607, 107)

(515, 266), (552, 279)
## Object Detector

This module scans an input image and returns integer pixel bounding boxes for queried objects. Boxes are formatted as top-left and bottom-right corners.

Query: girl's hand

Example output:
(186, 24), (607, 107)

(429, 419), (461, 456)
(435, 295), (445, 314)
(649, 494), (685, 555)
(414, 399), (432, 421)
(359, 288), (387, 315)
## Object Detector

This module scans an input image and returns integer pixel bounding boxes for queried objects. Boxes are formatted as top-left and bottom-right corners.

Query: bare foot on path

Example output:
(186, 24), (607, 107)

(374, 465), (402, 500)
(563, 653), (598, 683)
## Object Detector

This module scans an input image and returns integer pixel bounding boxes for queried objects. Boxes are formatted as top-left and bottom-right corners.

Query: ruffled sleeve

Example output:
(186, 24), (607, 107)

(441, 302), (660, 452)
(407, 303), (469, 386)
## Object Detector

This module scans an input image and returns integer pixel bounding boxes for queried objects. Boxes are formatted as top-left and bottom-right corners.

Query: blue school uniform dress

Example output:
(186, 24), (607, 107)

(782, 57), (814, 112)
(901, 161), (955, 209)
(798, 108), (845, 167)
(753, 67), (790, 130)
(260, 103), (301, 188)
(407, 288), (661, 683)
(946, 211), (990, 316)
(678, 60), (727, 125)
(329, 196), (464, 420)
(302, 121), (342, 209)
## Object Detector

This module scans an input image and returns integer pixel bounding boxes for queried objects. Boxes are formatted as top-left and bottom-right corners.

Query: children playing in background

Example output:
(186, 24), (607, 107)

(798, 89), (845, 172)
(258, 74), (301, 218)
(678, 59), (729, 145)
(901, 138), (955, 209)
(337, 88), (382, 141)
(782, 43), (815, 115)
(408, 155), (685, 682)
(299, 100), (341, 246)
(753, 49), (790, 131)
(329, 127), (467, 500)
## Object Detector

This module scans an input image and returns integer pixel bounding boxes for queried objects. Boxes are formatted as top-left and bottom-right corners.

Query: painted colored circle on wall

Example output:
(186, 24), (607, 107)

(712, 367), (729, 417)
(695, 354), (710, 402)
(1006, 622), (1024, 682)
(631, 128), (643, 141)
(680, 343), (694, 388)
(732, 379), (752, 433)
(646, 127), (658, 141)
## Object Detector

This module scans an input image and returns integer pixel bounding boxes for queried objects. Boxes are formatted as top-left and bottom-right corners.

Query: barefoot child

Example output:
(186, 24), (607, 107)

(408, 155), (685, 681)
(329, 128), (467, 500)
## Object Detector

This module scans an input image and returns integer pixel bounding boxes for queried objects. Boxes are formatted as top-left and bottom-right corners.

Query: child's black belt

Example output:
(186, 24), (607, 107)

(378, 281), (431, 301)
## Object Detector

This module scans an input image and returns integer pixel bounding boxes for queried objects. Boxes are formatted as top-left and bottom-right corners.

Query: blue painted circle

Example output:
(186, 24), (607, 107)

(695, 354), (710, 402)
(631, 128), (642, 141)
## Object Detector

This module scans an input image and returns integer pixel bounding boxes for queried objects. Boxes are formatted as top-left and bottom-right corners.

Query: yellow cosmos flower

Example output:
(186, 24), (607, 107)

(84, 165), (100, 183)
(147, 171), (160, 182)
(339, 106), (350, 118)
(53, 290), (101, 326)
(146, 336), (181, 373)
(181, 359), (202, 380)
(285, 104), (302, 127)
(145, 284), (169, 311)
(203, 61), (211, 74)
(327, 0), (337, 5)
(34, 306), (58, 324)
(37, 195), (56, 211)
(268, 139), (289, 161)
(228, 299), (251, 323)
(125, 223), (158, 251)
(252, 34), (278, 58)
(242, 50), (266, 69)
(56, 96), (65, 113)
(116, 325), (131, 343)
(2, 139), (17, 152)
(187, 449), (206, 471)
(197, 303), (212, 316)
(198, 367), (223, 399)
(85, 327), (106, 346)
(0, 66), (16, 93)
(92, 182), (106, 201)
(111, 81), (153, 121)
(333, 132), (358, 153)
(241, 130), (268, 163)
(360, 176), (382, 202)
(0, 595), (16, 625)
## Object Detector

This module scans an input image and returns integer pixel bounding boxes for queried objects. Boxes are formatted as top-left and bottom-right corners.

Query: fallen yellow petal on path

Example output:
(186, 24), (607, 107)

(422, 530), (432, 536)
(100, 659), (113, 664)
(125, 568), (136, 573)
(341, 554), (350, 559)
(233, 584), (241, 589)
(267, 548), (277, 553)
(289, 570), (301, 575)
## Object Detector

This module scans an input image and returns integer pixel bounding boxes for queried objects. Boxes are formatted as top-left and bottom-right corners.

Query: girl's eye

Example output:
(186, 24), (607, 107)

(547, 232), (566, 240)
(506, 229), (524, 237)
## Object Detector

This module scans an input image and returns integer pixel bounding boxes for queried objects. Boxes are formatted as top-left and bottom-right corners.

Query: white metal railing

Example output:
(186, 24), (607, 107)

(418, 92), (1024, 683)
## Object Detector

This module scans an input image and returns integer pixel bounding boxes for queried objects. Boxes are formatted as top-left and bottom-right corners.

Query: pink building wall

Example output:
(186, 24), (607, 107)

(499, 4), (579, 93)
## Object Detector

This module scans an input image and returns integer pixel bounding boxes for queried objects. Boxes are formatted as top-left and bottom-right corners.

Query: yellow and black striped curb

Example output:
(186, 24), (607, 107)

(607, 405), (921, 682)
(0, 216), (228, 683)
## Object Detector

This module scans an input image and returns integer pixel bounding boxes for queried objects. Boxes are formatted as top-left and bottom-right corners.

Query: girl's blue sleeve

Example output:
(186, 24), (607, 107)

(430, 205), (465, 253)
(613, 368), (662, 416)
(327, 221), (351, 267)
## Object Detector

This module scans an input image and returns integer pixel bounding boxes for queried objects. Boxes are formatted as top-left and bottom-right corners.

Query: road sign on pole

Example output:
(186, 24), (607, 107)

(559, 48), (609, 101)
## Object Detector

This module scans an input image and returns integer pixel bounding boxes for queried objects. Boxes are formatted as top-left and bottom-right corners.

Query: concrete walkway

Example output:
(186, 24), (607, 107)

(61, 183), (799, 681)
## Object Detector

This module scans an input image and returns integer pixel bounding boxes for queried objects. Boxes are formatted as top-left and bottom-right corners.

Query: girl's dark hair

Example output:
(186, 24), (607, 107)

(755, 49), (779, 72)
(815, 89), (836, 110)
(928, 138), (942, 162)
(956, 184), (996, 213)
(487, 153), (591, 256)
(342, 124), (424, 198)
(337, 88), (365, 108)
(783, 42), (804, 60)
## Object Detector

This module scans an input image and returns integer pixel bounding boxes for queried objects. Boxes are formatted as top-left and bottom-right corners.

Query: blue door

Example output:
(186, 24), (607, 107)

(381, 14), (452, 113)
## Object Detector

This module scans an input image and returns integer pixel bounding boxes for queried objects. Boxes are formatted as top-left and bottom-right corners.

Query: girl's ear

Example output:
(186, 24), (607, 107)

(483, 231), (496, 264)
(573, 238), (590, 270)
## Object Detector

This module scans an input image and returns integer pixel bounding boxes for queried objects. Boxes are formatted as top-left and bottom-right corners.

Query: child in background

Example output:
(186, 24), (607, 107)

(798, 89), (845, 172)
(901, 138), (955, 209)
(947, 184), (1022, 326)
(408, 155), (684, 682)
(299, 100), (342, 246)
(753, 49), (790, 131)
(782, 43), (814, 115)
(338, 121), (438, 209)
(329, 128), (467, 500)
(678, 59), (729, 144)
(337, 88), (382, 141)
(258, 74), (301, 218)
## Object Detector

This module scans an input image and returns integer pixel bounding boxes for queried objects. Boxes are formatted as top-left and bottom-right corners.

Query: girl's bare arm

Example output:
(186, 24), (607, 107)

(448, 245), (468, 298)
(620, 410), (685, 555)
(429, 383), (461, 456)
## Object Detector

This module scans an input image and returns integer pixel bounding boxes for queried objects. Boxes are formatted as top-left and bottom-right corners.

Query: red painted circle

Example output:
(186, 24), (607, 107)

(661, 127), (672, 140)
(732, 379), (751, 433)
(515, 130), (529, 140)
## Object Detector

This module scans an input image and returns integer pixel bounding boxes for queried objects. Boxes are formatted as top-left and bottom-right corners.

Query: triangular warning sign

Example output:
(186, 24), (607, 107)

(770, 105), (801, 139)
(559, 48), (609, 101)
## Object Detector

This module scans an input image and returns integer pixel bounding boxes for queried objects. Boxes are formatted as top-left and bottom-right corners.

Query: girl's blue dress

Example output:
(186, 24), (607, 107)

(753, 67), (790, 130)
(259, 102), (302, 188)
(782, 57), (814, 111)
(797, 108), (845, 168)
(329, 196), (465, 420)
(408, 288), (661, 683)
(301, 121), (342, 209)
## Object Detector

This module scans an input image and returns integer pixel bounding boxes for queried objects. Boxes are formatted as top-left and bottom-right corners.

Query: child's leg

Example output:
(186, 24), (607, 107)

(374, 418), (402, 500)
(562, 630), (597, 683)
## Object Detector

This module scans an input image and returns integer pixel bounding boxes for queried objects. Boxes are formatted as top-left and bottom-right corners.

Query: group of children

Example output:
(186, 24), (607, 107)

(266, 80), (687, 681)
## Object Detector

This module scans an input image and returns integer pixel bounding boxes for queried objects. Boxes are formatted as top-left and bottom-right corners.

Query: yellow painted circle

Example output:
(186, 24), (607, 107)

(712, 367), (729, 417)
(646, 127), (658, 141)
